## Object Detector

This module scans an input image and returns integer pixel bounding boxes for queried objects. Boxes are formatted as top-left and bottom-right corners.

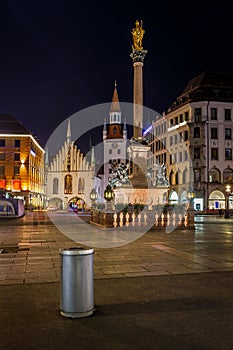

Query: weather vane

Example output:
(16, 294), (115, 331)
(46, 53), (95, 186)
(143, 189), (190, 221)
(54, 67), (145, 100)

(131, 19), (145, 50)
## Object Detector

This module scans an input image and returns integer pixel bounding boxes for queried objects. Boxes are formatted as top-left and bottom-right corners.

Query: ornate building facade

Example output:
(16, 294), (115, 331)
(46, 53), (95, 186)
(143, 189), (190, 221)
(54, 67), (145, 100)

(147, 71), (233, 211)
(45, 119), (95, 211)
(0, 114), (45, 209)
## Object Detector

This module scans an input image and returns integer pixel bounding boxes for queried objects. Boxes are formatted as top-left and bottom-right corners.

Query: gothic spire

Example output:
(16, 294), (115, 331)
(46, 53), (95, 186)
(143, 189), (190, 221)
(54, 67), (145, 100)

(110, 81), (121, 114)
(109, 81), (121, 124)
(66, 118), (71, 144)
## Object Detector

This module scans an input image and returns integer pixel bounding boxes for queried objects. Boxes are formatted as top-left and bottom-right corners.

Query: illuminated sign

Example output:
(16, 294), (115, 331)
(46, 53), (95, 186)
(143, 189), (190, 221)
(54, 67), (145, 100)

(167, 121), (187, 132)
(12, 180), (21, 192)
(30, 149), (36, 157)
(143, 125), (152, 136)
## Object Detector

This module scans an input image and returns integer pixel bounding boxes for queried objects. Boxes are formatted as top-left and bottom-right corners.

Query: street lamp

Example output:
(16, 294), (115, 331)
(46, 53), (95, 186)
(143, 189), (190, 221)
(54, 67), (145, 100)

(104, 184), (114, 202)
(225, 184), (231, 218)
(104, 184), (114, 211)
(90, 188), (98, 207)
(187, 190), (195, 209)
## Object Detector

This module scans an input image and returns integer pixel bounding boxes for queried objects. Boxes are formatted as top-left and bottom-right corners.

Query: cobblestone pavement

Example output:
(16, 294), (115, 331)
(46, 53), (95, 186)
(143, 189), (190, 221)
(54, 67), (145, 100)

(1, 211), (233, 285)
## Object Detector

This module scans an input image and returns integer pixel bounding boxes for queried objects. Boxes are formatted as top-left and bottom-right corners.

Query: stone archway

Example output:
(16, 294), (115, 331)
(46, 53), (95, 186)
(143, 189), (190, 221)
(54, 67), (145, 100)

(68, 196), (86, 212)
(208, 190), (225, 210)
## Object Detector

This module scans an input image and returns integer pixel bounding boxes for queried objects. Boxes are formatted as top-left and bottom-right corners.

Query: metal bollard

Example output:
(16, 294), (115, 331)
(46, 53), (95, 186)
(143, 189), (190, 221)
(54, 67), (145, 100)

(59, 246), (94, 318)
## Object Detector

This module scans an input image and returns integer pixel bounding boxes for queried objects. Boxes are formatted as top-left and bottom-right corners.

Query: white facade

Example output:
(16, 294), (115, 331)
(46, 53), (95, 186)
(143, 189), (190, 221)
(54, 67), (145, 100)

(102, 84), (127, 194)
(45, 120), (95, 211)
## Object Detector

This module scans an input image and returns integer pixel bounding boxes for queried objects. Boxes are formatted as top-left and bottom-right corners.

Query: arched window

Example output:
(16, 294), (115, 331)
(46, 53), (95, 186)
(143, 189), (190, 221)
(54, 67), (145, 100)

(180, 190), (188, 204)
(176, 170), (182, 185)
(53, 178), (59, 194)
(175, 172), (179, 185)
(209, 168), (221, 183)
(78, 178), (85, 194)
(64, 174), (72, 194)
(170, 171), (176, 185)
(223, 168), (233, 183)
(182, 168), (188, 184)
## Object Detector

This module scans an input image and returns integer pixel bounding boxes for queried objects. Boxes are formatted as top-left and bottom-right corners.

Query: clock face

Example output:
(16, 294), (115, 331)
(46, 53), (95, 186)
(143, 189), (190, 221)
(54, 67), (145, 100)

(112, 143), (118, 149)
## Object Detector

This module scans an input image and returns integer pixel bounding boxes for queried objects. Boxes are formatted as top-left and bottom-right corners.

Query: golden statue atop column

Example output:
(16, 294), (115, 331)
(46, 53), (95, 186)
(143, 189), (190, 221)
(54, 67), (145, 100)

(130, 19), (147, 139)
(131, 20), (145, 50)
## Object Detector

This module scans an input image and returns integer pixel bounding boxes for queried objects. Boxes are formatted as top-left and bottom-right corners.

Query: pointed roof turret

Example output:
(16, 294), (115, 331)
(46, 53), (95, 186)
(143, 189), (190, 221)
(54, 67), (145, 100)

(109, 81), (122, 125)
(66, 118), (71, 144)
(110, 81), (121, 114)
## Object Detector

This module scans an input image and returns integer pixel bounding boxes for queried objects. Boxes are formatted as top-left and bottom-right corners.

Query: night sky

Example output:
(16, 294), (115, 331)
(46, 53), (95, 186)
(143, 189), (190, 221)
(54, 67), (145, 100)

(1, 0), (233, 150)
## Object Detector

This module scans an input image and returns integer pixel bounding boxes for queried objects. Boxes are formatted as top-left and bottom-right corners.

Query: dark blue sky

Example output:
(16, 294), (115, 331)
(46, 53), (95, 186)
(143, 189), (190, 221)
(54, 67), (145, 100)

(0, 0), (232, 148)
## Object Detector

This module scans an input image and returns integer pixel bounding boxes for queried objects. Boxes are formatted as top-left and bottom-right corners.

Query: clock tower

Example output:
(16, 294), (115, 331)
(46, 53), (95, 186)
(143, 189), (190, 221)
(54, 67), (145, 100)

(103, 82), (127, 190)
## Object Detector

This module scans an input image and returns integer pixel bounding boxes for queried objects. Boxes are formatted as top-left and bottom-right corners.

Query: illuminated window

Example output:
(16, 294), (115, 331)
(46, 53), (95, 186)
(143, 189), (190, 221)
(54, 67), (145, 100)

(64, 174), (72, 194)
(209, 168), (220, 183)
(223, 168), (233, 183)
(169, 172), (176, 185)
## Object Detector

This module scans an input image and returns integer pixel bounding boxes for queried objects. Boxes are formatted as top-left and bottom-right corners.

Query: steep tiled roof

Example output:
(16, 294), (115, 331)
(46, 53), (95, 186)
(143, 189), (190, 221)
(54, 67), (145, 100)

(0, 114), (29, 134)
(110, 84), (121, 113)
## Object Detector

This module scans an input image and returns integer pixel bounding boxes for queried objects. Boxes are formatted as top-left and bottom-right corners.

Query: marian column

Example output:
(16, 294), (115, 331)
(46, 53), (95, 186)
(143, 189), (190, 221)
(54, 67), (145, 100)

(130, 20), (147, 139)
(114, 21), (168, 206)
(128, 20), (150, 189)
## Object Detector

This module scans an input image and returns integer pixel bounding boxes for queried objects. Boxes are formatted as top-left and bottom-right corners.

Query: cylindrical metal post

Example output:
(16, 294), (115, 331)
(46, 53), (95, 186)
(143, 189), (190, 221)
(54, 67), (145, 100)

(60, 247), (94, 318)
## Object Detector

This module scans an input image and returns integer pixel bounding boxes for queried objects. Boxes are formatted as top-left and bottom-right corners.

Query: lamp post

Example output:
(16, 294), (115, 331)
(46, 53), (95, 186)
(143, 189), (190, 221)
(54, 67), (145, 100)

(104, 184), (114, 211)
(225, 184), (231, 219)
(89, 188), (98, 207)
(187, 190), (195, 210)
